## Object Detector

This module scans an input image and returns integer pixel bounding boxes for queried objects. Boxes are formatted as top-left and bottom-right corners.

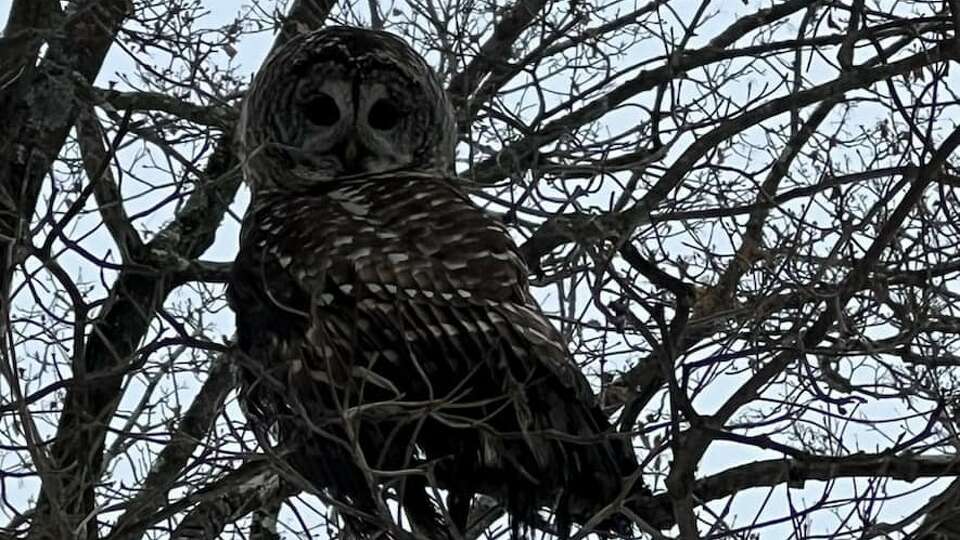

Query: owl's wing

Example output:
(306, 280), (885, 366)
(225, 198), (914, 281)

(235, 175), (597, 406)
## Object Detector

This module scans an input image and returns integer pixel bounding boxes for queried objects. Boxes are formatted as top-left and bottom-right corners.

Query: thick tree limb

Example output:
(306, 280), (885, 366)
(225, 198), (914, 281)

(0, 1), (134, 538)
(916, 479), (960, 539)
(66, 2), (338, 539)
(0, 0), (59, 80)
(129, 461), (287, 540)
(629, 452), (960, 530)
(248, 496), (284, 540)
(94, 89), (238, 130)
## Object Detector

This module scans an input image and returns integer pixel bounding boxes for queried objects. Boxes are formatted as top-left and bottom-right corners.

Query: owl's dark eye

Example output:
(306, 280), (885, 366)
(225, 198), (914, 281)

(368, 99), (403, 130)
(303, 93), (340, 126)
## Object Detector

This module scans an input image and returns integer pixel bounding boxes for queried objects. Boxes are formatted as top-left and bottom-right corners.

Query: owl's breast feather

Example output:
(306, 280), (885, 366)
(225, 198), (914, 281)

(255, 177), (530, 306)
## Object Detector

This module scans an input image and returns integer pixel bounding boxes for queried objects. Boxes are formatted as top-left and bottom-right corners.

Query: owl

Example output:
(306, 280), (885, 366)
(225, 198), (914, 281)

(229, 26), (647, 539)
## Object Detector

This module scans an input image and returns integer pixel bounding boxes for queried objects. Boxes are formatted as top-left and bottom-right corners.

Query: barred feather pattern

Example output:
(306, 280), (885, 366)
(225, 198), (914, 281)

(228, 171), (641, 537)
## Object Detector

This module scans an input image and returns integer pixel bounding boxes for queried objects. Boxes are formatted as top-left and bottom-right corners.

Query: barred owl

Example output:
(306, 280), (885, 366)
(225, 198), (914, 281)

(229, 26), (646, 538)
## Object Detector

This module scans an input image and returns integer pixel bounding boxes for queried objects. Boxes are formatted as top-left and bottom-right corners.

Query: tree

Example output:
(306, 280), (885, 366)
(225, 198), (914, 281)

(2, 0), (960, 538)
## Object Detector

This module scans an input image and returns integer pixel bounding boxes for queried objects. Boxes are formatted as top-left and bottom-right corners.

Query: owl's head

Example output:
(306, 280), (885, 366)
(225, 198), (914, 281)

(240, 26), (456, 190)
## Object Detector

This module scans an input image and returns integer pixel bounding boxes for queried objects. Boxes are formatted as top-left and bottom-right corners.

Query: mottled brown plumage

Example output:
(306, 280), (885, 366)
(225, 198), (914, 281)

(229, 26), (644, 539)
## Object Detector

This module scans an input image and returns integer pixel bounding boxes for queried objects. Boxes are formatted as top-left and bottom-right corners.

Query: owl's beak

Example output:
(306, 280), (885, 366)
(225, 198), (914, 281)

(335, 139), (368, 174)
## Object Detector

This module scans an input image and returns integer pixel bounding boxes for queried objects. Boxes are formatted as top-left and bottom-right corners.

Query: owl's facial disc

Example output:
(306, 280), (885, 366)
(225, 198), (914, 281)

(242, 27), (456, 188)
(293, 70), (421, 176)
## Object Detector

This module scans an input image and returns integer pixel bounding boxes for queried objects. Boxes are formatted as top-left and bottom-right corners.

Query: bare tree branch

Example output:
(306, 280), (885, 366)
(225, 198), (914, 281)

(446, 0), (550, 108)
(106, 354), (236, 540)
